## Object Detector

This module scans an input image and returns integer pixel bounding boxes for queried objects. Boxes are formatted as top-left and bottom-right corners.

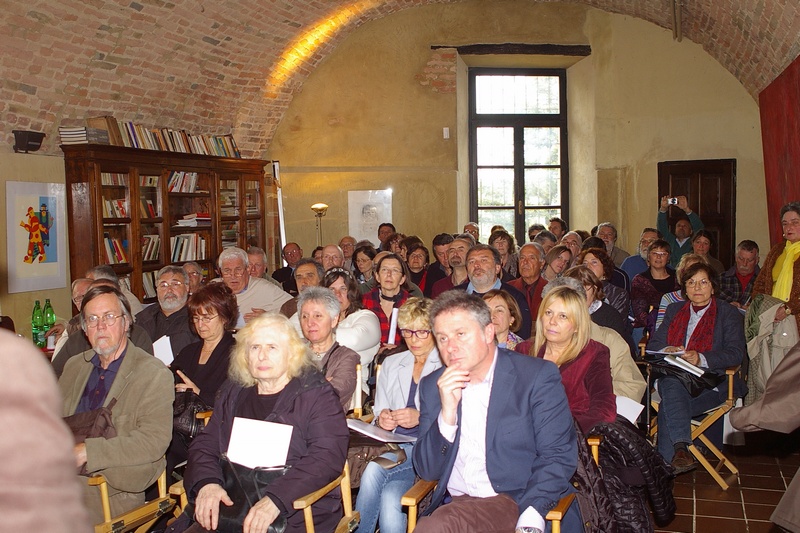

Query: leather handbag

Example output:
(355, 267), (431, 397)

(644, 354), (725, 397)
(347, 429), (406, 488)
(173, 390), (211, 439)
(216, 454), (290, 533)
(63, 398), (118, 475)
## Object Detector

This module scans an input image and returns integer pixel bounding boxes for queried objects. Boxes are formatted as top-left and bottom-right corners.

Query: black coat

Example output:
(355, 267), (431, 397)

(184, 368), (349, 533)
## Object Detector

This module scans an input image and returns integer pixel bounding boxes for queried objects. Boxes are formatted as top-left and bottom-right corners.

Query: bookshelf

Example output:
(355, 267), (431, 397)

(62, 144), (271, 301)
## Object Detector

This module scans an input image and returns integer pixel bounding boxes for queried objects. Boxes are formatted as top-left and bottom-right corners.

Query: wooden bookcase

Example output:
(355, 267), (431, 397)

(62, 144), (270, 301)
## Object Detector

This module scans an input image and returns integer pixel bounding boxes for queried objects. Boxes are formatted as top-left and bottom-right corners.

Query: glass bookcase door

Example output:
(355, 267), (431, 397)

(100, 172), (131, 265)
(220, 179), (240, 218)
(139, 174), (162, 220)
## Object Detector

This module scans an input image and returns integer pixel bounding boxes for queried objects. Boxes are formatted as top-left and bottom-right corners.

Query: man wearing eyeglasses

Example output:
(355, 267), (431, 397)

(215, 247), (293, 328)
(135, 265), (199, 357)
(719, 240), (761, 310)
(59, 285), (173, 525)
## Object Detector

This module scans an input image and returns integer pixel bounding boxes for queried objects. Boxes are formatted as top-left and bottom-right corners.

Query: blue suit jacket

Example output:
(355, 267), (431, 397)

(412, 348), (577, 520)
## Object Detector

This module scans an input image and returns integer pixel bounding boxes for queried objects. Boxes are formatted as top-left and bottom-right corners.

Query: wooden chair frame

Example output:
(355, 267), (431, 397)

(89, 469), (174, 533)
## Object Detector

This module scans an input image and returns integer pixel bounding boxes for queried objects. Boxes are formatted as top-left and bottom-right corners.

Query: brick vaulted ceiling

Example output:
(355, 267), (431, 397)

(3, 0), (799, 157)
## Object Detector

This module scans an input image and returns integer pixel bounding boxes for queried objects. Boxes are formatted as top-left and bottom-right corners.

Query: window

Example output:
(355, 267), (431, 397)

(469, 69), (568, 245)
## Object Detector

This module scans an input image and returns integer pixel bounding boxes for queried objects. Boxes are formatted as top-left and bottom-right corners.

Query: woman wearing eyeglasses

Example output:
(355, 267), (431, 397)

(631, 240), (678, 335)
(167, 282), (239, 479)
(646, 262), (746, 474)
(362, 253), (412, 349)
(354, 297), (441, 533)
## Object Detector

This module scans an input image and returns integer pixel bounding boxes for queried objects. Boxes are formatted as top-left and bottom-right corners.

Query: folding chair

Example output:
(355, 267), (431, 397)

(90, 468), (175, 533)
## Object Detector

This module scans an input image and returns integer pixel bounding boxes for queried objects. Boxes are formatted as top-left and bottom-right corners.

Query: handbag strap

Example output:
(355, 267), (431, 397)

(372, 443), (407, 470)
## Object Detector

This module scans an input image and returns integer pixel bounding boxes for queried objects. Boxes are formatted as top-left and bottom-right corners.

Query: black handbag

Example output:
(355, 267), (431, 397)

(644, 354), (725, 397)
(216, 454), (290, 533)
(173, 391), (211, 439)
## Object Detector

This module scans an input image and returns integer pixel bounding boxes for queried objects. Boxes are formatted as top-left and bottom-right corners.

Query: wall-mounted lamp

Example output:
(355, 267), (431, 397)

(311, 203), (329, 247)
(12, 130), (46, 153)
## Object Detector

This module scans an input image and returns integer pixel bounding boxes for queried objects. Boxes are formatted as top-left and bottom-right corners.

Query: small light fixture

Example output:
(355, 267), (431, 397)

(311, 203), (329, 247)
(12, 130), (46, 153)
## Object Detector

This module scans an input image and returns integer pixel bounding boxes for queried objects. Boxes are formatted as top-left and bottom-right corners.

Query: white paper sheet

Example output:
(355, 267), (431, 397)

(347, 418), (416, 443)
(616, 396), (645, 425)
(226, 417), (294, 468)
(153, 335), (174, 366)
(387, 308), (399, 345)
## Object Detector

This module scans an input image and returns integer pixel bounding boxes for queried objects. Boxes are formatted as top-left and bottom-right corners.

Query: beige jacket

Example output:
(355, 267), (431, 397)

(60, 341), (174, 494)
(591, 322), (647, 403)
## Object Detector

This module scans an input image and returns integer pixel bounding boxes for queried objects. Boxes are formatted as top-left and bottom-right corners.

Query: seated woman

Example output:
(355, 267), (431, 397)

(631, 239), (678, 337)
(323, 267), (381, 396)
(578, 246), (631, 319)
(362, 253), (412, 350)
(654, 253), (708, 330)
(354, 297), (442, 533)
(647, 262), (746, 474)
(405, 243), (430, 294)
(691, 230), (725, 275)
(529, 284), (617, 434)
(482, 289), (525, 349)
(489, 229), (519, 280)
(167, 282), (238, 479)
(181, 313), (349, 533)
(564, 265), (634, 353)
(354, 245), (378, 285)
(542, 244), (572, 282)
(298, 287), (360, 410)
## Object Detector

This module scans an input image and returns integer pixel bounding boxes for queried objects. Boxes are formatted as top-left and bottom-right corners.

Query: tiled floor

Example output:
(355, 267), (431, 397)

(655, 431), (800, 533)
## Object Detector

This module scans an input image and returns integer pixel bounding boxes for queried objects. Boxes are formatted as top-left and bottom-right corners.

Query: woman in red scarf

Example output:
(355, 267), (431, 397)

(647, 263), (747, 475)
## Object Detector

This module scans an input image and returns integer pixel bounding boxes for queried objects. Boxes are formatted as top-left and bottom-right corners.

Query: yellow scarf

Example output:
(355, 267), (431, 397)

(772, 240), (800, 301)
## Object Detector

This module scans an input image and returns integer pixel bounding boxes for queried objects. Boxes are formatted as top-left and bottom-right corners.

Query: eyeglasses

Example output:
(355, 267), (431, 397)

(686, 279), (711, 288)
(379, 267), (403, 276)
(649, 251), (669, 257)
(85, 313), (125, 328)
(192, 314), (219, 323)
(221, 267), (246, 277)
(72, 294), (86, 305)
(327, 267), (351, 277)
(157, 280), (184, 290)
(185, 270), (202, 277)
(400, 328), (431, 339)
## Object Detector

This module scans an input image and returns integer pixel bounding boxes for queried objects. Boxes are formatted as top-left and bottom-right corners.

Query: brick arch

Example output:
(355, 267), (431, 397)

(2, 1), (797, 157)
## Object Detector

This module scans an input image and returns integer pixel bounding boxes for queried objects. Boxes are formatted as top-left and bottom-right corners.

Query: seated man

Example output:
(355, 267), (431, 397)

(86, 264), (144, 316)
(215, 246), (293, 327)
(413, 291), (579, 533)
(620, 228), (661, 281)
(719, 240), (760, 309)
(135, 265), (199, 356)
(246, 246), (285, 289)
(59, 285), (173, 525)
(52, 278), (153, 378)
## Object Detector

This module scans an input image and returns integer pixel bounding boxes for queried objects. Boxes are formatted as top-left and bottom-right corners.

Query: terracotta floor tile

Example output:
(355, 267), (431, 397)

(672, 482), (693, 498)
(658, 513), (693, 533)
(673, 497), (693, 515)
(746, 520), (784, 533)
(694, 516), (749, 532)
(694, 498), (744, 518)
(740, 488), (785, 505)
(745, 503), (777, 521)
(736, 462), (782, 476)
(694, 484), (741, 501)
(738, 474), (786, 490)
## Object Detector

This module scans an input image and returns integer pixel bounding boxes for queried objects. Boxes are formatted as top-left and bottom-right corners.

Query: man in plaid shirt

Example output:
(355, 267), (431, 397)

(719, 240), (760, 310)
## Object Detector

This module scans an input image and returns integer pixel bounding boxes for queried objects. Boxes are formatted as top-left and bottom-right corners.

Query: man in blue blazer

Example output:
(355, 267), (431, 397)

(413, 291), (581, 533)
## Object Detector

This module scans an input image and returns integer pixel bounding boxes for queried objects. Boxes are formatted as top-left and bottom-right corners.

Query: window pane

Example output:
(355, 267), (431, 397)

(525, 209), (562, 234)
(524, 168), (561, 206)
(475, 75), (560, 114)
(524, 127), (560, 165)
(476, 127), (513, 166)
(478, 210), (515, 240)
(478, 169), (515, 206)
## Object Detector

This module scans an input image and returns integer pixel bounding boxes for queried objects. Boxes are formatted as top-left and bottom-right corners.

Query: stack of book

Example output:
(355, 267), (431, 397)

(174, 213), (211, 228)
(170, 234), (207, 262)
(59, 126), (110, 145)
(141, 235), (161, 261)
(139, 198), (159, 218)
(103, 199), (129, 218)
(167, 171), (201, 193)
(103, 234), (129, 264)
(101, 172), (128, 185)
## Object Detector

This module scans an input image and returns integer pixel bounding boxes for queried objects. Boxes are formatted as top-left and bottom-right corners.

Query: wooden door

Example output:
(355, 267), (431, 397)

(657, 159), (736, 269)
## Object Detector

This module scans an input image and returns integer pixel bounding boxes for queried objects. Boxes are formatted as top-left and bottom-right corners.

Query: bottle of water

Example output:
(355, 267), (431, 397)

(31, 300), (45, 348)
(43, 298), (56, 330)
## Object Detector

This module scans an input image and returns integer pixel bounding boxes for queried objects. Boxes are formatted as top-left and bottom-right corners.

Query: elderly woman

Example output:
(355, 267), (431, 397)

(691, 230), (725, 275)
(490, 229), (519, 280)
(362, 253), (412, 349)
(354, 244), (378, 284)
(561, 231), (583, 267)
(323, 267), (381, 395)
(647, 262), (746, 474)
(405, 243), (430, 294)
(529, 284), (616, 434)
(298, 287), (359, 410)
(631, 239), (678, 334)
(654, 253), (708, 330)
(182, 313), (349, 533)
(542, 244), (572, 282)
(578, 247), (630, 319)
(167, 282), (239, 479)
(753, 201), (800, 333)
(354, 298), (441, 533)
(482, 289), (524, 349)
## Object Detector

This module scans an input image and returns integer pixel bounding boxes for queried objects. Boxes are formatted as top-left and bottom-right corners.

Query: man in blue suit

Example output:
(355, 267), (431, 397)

(413, 291), (581, 533)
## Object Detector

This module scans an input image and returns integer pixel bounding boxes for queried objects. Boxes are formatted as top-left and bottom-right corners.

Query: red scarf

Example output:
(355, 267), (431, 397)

(666, 298), (717, 353)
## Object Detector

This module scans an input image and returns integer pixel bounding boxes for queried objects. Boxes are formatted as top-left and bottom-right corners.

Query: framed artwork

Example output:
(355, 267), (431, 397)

(348, 189), (392, 247)
(6, 181), (68, 293)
